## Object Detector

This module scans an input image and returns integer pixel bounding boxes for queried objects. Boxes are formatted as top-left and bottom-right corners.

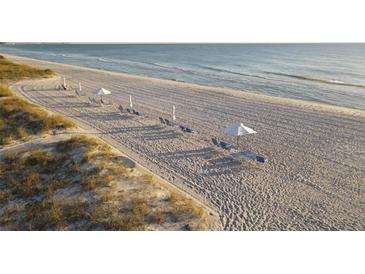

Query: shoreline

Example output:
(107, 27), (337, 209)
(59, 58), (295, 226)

(5, 53), (365, 230)
(3, 53), (365, 119)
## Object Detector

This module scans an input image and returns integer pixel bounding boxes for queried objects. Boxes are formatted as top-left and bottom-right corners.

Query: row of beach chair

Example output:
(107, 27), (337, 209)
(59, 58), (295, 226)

(88, 97), (113, 106)
(88, 97), (102, 106)
(212, 138), (235, 151)
(118, 105), (142, 116)
(212, 137), (266, 163)
(159, 117), (193, 133)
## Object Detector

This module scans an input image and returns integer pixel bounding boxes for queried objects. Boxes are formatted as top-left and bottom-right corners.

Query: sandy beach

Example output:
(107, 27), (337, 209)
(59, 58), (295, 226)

(5, 54), (364, 230)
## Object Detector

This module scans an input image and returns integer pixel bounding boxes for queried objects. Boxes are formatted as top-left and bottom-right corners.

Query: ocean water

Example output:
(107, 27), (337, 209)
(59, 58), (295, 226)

(1, 43), (365, 110)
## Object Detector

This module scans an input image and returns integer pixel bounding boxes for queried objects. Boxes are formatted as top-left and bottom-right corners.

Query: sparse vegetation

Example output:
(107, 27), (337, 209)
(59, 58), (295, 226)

(0, 96), (74, 146)
(0, 135), (214, 230)
(0, 55), (54, 83)
(0, 56), (73, 147)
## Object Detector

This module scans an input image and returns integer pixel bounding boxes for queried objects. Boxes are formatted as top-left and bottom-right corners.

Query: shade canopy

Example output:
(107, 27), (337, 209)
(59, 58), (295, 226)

(96, 88), (111, 96)
(223, 122), (256, 137)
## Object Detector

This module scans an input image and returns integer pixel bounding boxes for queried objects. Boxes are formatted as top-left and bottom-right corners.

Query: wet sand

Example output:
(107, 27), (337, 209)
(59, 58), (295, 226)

(6, 54), (365, 230)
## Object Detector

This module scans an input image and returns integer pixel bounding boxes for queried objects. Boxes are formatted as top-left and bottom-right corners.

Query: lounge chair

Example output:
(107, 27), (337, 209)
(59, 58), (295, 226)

(219, 141), (235, 151)
(118, 105), (124, 113)
(159, 117), (166, 124)
(75, 90), (80, 97)
(126, 108), (131, 113)
(256, 155), (265, 163)
(164, 119), (171, 126)
(212, 137), (220, 146)
(185, 127), (193, 133)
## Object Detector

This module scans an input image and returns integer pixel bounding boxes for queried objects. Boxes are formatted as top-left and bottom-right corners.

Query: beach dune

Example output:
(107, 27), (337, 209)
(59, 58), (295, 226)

(7, 54), (365, 230)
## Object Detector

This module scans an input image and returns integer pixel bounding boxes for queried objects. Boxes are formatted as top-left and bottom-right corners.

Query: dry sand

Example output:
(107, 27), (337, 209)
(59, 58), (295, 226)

(6, 54), (365, 230)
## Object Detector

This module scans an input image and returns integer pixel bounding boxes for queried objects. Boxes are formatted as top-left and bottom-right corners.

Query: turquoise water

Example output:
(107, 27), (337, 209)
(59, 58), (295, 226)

(1, 43), (365, 110)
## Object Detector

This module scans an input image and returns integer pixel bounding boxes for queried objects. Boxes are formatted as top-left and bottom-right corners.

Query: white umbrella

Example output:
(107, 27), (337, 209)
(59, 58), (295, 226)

(79, 82), (82, 91)
(96, 88), (111, 100)
(223, 122), (256, 147)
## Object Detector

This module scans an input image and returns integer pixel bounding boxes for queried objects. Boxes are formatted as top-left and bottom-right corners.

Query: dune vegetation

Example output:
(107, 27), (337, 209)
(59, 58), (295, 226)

(0, 55), (74, 146)
(0, 55), (54, 82)
(0, 135), (213, 230)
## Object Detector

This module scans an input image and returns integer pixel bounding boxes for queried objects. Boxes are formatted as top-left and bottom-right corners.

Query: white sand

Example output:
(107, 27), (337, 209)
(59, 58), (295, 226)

(7, 54), (365, 230)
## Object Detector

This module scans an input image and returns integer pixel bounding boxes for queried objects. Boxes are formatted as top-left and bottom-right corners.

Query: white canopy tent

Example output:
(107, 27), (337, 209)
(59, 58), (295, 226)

(95, 88), (111, 100)
(223, 122), (257, 147)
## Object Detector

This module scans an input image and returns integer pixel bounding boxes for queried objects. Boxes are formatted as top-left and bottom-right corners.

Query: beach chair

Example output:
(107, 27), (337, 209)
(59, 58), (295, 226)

(159, 117), (166, 124)
(219, 141), (235, 151)
(88, 97), (93, 104)
(126, 108), (131, 113)
(164, 119), (171, 126)
(118, 105), (124, 113)
(92, 98), (102, 106)
(185, 127), (193, 133)
(75, 90), (80, 97)
(256, 155), (266, 163)
(212, 137), (220, 146)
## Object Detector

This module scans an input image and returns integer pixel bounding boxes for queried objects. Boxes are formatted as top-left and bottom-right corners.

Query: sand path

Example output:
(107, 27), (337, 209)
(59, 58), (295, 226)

(7, 54), (365, 230)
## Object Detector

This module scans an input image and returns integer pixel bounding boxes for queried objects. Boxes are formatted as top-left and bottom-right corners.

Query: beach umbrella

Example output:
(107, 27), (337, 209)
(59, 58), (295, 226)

(129, 95), (133, 109)
(96, 88), (111, 100)
(172, 105), (176, 121)
(79, 82), (82, 91)
(223, 122), (256, 147)
(63, 77), (66, 87)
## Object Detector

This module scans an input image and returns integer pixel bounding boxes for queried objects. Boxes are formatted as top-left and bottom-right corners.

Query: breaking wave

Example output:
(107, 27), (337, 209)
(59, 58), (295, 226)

(265, 71), (365, 89)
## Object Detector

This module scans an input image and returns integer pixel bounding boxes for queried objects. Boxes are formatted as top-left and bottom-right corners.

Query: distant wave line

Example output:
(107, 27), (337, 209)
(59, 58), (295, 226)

(199, 65), (268, 80)
(265, 71), (365, 89)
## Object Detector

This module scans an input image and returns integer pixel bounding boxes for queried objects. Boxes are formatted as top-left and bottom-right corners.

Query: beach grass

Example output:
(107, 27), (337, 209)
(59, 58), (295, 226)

(0, 55), (54, 83)
(0, 96), (74, 146)
(0, 134), (212, 230)
(0, 56), (74, 146)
